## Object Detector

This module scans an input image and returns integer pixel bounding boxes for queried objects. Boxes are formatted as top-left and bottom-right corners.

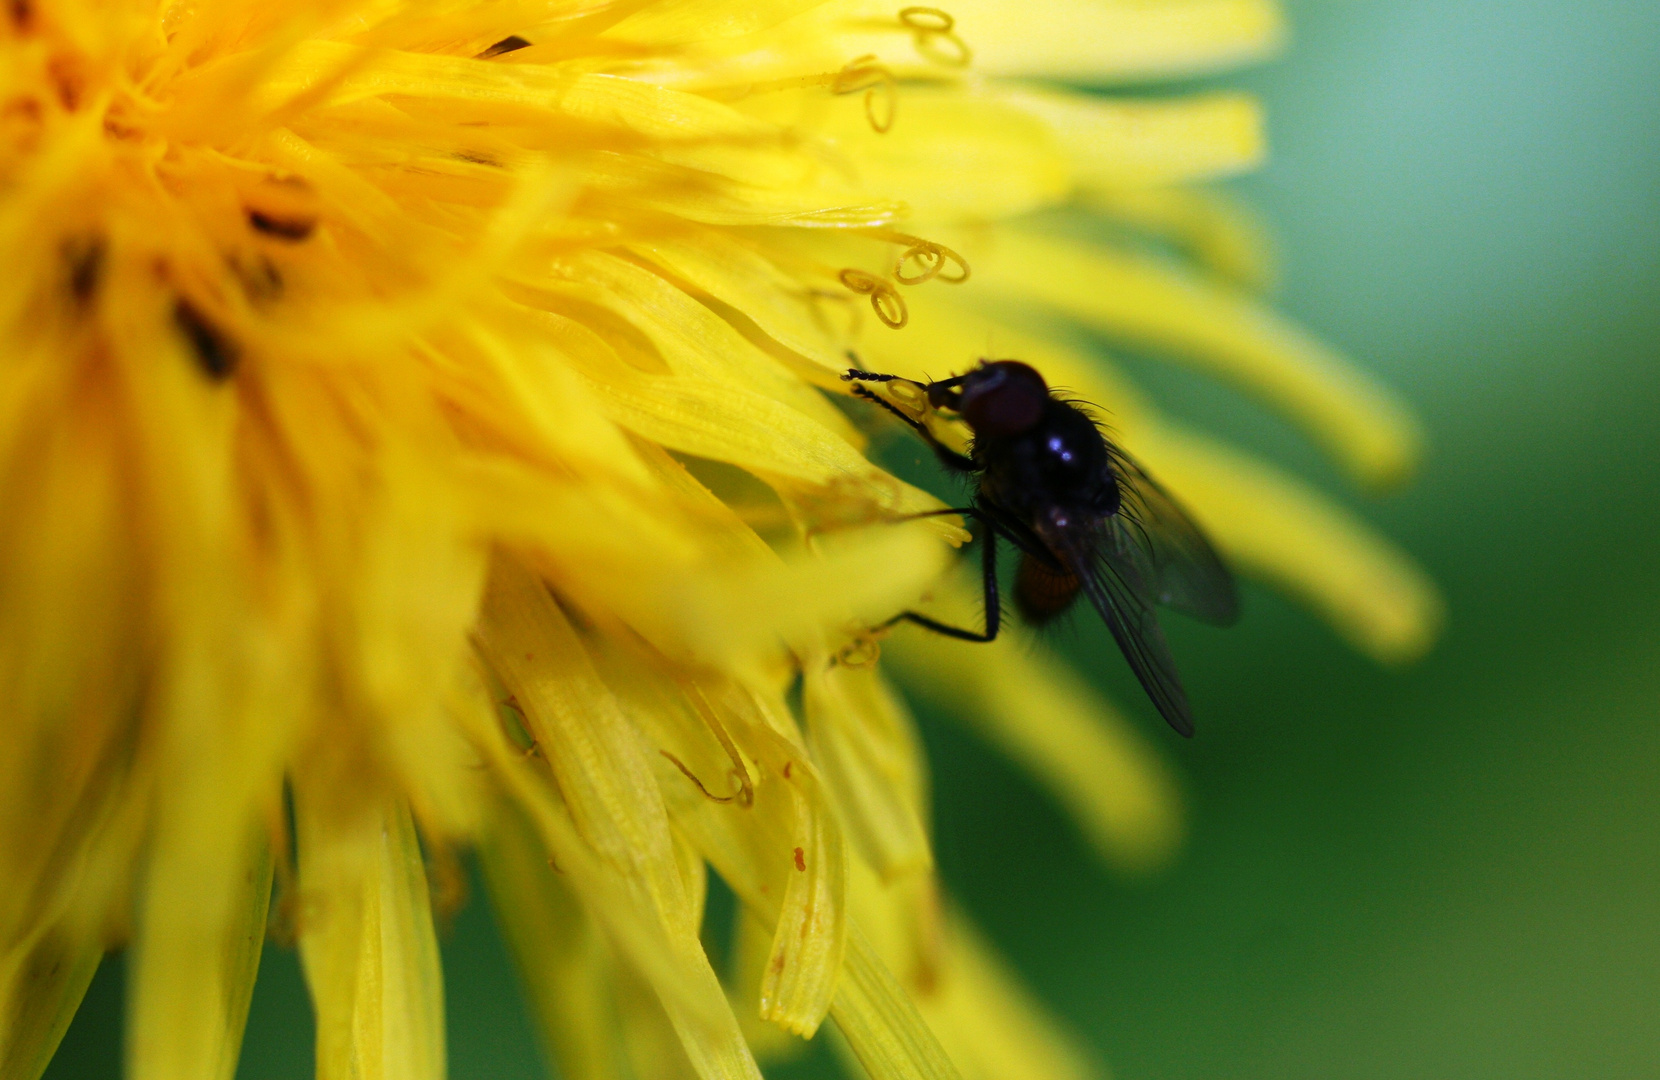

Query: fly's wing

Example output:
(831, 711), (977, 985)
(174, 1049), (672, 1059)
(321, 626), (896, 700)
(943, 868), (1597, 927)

(1107, 448), (1239, 626)
(1037, 519), (1198, 737)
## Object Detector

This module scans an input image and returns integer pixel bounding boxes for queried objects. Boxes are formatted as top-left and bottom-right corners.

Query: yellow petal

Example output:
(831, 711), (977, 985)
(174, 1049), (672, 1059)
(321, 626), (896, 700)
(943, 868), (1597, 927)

(630, 227), (846, 375)
(609, 0), (831, 43)
(128, 825), (274, 1080)
(963, 227), (1423, 486)
(475, 558), (763, 1080)
(612, 960), (705, 1080)
(831, 925), (965, 1080)
(612, 666), (847, 1038)
(725, 907), (812, 1062)
(431, 310), (659, 490)
(476, 557), (699, 940)
(799, 87), (1070, 221)
(934, 0), (1285, 81)
(295, 796), (445, 1080)
(477, 795), (629, 1080)
(516, 303), (888, 487)
(641, 523), (956, 676)
(885, 587), (1184, 873)
(1135, 424), (1446, 663)
(914, 910), (1099, 1080)
(538, 250), (857, 439)
(0, 926), (106, 1080)
(481, 744), (727, 1037)
(242, 43), (776, 144)
(505, 759), (764, 1080)
(1003, 87), (1265, 187)
(805, 664), (933, 880)
(1079, 184), (1276, 291)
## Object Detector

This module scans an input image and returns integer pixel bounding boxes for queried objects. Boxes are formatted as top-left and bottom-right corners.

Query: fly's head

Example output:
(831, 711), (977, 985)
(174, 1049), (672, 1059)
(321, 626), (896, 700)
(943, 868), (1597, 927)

(933, 360), (1049, 437)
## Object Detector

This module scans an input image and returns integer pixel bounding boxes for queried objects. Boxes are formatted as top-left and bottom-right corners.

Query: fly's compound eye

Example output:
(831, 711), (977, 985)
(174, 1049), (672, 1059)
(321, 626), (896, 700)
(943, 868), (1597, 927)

(959, 361), (1047, 436)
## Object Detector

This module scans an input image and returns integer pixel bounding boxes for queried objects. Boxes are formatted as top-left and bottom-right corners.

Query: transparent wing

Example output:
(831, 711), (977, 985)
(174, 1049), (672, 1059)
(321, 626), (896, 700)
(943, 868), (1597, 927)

(1107, 448), (1239, 626)
(1037, 519), (1198, 737)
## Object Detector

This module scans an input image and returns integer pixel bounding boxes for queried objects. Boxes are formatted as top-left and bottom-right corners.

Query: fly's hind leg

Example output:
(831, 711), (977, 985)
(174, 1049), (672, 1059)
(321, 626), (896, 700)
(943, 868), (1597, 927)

(879, 508), (1001, 643)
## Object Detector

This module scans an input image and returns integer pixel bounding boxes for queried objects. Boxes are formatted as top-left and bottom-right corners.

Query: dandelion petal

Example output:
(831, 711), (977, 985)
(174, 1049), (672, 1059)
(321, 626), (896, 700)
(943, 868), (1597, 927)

(295, 798), (445, 1080)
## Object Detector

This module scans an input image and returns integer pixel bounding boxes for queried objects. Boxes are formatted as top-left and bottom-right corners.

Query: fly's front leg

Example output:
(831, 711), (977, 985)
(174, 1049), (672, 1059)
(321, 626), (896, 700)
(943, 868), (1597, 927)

(842, 366), (978, 474)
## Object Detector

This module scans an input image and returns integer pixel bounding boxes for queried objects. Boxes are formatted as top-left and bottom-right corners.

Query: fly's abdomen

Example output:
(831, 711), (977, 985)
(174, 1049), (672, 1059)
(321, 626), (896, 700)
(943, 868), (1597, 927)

(1014, 551), (1082, 623)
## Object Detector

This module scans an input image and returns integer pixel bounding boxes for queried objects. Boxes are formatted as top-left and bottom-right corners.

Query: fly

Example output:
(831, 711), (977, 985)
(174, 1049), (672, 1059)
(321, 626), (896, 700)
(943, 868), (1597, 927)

(844, 359), (1238, 736)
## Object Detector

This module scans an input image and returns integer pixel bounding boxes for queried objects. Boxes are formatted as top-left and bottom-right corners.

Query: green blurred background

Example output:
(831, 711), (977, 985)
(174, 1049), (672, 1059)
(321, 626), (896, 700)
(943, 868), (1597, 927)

(44, 1), (1660, 1077)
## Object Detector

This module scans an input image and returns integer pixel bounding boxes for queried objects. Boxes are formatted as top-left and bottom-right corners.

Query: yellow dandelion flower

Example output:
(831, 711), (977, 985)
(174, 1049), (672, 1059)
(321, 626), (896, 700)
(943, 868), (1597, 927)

(0, 2), (1441, 1080)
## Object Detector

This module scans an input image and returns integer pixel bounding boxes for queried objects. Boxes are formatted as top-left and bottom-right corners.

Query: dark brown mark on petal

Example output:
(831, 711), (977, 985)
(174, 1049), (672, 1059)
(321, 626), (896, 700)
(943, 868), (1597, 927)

(476, 35), (531, 58)
(228, 254), (283, 302)
(62, 235), (105, 302)
(173, 300), (238, 379)
(9, 0), (33, 32)
(47, 57), (81, 110)
(247, 209), (315, 241)
(782, 761), (793, 779)
(792, 847), (806, 872)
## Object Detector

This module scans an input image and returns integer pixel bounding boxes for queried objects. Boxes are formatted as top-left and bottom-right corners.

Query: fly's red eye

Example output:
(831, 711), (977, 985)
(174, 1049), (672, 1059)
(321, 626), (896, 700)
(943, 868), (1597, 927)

(959, 361), (1047, 435)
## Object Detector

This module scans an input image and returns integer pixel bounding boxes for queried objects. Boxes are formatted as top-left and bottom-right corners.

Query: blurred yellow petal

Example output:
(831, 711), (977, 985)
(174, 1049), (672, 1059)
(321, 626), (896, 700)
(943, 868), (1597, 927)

(1080, 184), (1277, 290)
(0, 927), (106, 1080)
(128, 819), (272, 1080)
(632, 522), (957, 675)
(1137, 425), (1446, 663)
(806, 664), (933, 880)
(885, 583), (1185, 873)
(965, 227), (1423, 486)
(946, 0), (1285, 81)
(1005, 87), (1265, 186)
(614, 961), (706, 1080)
(915, 910), (1099, 1080)
(478, 795), (629, 1080)
(610, 0), (830, 43)
(799, 88), (1070, 220)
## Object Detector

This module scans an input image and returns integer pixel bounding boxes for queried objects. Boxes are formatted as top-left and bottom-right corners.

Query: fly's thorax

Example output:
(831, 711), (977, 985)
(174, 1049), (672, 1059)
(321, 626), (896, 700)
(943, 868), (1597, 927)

(977, 398), (1115, 511)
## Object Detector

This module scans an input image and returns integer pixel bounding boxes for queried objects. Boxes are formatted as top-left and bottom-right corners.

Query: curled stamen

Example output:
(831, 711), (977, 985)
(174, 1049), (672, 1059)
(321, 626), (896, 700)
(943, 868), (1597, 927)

(839, 268), (909, 328)
(832, 54), (897, 133)
(836, 634), (883, 668)
(660, 750), (748, 804)
(899, 6), (972, 67)
(894, 237), (971, 285)
(678, 681), (756, 808)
